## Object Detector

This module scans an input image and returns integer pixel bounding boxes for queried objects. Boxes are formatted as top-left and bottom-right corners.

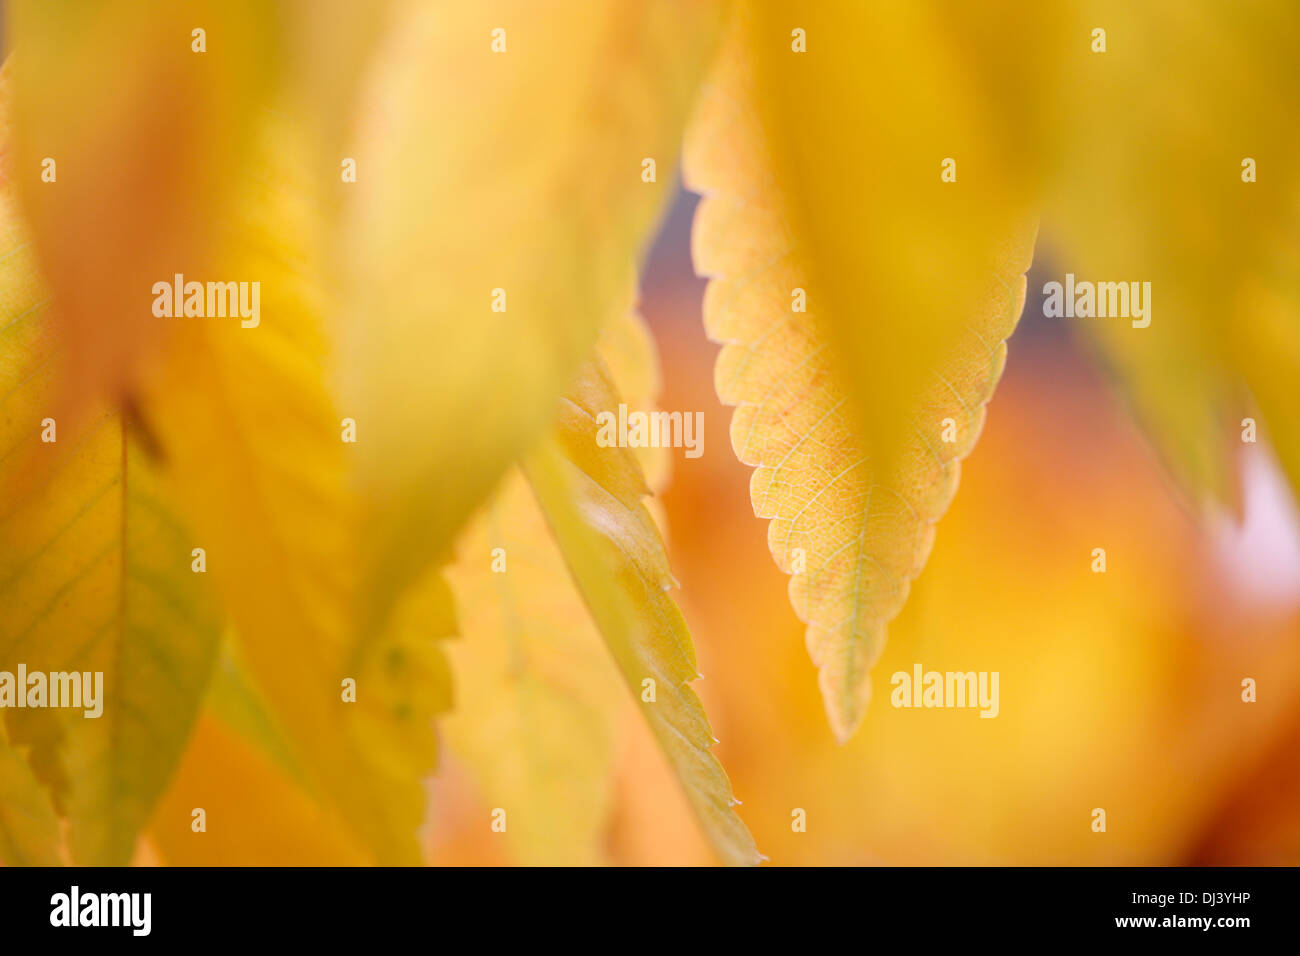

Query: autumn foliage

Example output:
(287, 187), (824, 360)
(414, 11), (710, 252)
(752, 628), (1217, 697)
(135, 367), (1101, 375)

(1, 1), (1298, 866)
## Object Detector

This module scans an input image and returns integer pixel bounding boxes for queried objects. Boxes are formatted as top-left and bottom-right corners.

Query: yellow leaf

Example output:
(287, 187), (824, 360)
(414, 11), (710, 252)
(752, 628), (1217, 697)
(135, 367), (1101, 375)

(438, 309), (667, 865)
(444, 468), (624, 865)
(351, 572), (456, 783)
(0, 174), (223, 863)
(280, 0), (394, 155)
(596, 308), (673, 493)
(1234, 251), (1300, 494)
(1031, 1), (1300, 507)
(203, 639), (308, 788)
(845, 2), (1300, 510)
(151, 627), (445, 866)
(2, 12), (434, 862)
(0, 722), (60, 866)
(684, 5), (1036, 740)
(337, 0), (723, 635)
(130, 114), (454, 864)
(522, 359), (760, 866)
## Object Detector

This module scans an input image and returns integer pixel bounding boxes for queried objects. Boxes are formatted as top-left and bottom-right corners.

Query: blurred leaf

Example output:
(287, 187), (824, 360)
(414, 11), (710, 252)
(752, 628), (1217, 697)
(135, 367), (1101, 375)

(684, 4), (1036, 740)
(595, 308), (672, 492)
(203, 638), (307, 788)
(7, 0), (280, 410)
(441, 311), (664, 865)
(148, 712), (369, 866)
(130, 114), (453, 864)
(337, 0), (723, 636)
(281, 0), (393, 154)
(2, 7), (438, 861)
(522, 358), (760, 866)
(0, 723), (60, 866)
(152, 601), (452, 867)
(444, 468), (624, 865)
(0, 120), (223, 864)
(3, 0), (723, 864)
(1031, 0), (1300, 509)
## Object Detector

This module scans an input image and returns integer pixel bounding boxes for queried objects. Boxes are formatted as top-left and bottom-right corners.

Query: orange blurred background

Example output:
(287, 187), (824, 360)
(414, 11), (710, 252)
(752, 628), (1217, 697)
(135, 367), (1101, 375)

(426, 185), (1300, 865)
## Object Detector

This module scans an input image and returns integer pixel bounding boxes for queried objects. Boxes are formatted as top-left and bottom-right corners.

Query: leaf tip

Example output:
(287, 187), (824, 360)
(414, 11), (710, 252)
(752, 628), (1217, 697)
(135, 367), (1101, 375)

(821, 669), (872, 745)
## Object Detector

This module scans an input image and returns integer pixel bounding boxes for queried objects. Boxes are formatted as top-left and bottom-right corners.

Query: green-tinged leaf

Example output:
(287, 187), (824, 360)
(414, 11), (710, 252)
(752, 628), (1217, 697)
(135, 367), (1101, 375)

(0, 723), (60, 865)
(0, 155), (222, 863)
(522, 361), (761, 867)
